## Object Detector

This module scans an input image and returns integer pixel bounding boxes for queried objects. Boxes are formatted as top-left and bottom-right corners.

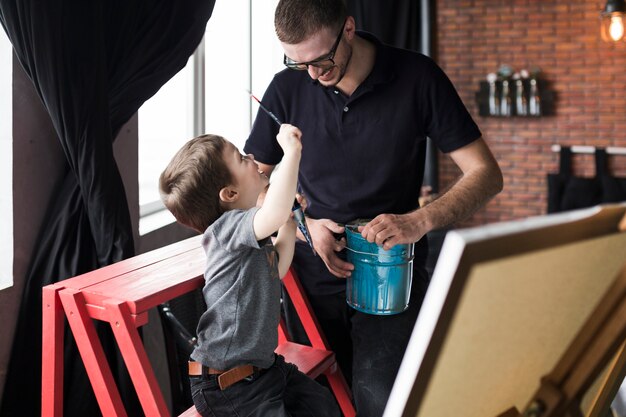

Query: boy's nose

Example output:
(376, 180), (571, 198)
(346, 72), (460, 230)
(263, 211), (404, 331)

(247, 153), (255, 161)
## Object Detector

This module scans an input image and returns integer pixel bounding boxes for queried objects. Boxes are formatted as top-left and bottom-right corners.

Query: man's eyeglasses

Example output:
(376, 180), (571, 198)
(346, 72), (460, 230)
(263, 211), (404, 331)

(283, 21), (345, 71)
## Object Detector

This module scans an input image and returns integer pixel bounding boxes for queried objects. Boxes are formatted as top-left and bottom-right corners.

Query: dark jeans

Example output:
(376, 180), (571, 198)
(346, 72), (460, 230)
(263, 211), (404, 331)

(285, 258), (430, 417)
(189, 354), (341, 417)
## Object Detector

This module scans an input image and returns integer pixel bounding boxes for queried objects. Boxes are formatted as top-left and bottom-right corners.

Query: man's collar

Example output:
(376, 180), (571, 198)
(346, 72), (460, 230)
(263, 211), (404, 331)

(355, 30), (395, 88)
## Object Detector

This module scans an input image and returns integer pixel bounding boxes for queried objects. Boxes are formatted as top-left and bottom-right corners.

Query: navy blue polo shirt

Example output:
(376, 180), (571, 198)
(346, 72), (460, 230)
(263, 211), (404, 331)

(244, 32), (481, 294)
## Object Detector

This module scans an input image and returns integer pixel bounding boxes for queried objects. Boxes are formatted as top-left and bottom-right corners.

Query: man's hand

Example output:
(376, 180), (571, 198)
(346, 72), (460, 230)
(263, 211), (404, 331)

(359, 139), (503, 251)
(358, 212), (427, 250)
(295, 192), (307, 211)
(307, 218), (354, 278)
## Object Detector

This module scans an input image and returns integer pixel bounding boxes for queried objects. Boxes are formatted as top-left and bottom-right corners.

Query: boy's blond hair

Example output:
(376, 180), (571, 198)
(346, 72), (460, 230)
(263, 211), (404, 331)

(159, 134), (232, 233)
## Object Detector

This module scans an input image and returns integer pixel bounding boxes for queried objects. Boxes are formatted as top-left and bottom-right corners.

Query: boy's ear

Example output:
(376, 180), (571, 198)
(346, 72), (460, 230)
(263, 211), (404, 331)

(219, 186), (239, 203)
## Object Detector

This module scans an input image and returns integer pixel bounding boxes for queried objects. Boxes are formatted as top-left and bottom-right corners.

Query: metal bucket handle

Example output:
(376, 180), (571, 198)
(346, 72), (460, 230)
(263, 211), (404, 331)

(344, 245), (415, 261)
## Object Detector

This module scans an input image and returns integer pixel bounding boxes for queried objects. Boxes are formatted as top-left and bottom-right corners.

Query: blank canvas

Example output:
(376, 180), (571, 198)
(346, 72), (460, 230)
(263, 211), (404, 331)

(384, 203), (626, 417)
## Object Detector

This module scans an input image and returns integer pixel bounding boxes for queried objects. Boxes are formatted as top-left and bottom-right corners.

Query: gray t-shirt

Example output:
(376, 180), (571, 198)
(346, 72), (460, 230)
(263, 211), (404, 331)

(191, 207), (281, 370)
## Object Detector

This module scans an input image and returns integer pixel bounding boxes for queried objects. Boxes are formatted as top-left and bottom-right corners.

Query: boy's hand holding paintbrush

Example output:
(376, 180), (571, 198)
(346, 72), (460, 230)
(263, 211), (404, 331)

(248, 90), (316, 255)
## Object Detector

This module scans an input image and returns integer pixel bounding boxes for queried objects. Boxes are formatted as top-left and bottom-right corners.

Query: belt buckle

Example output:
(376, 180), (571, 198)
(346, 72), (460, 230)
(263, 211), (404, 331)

(245, 366), (263, 382)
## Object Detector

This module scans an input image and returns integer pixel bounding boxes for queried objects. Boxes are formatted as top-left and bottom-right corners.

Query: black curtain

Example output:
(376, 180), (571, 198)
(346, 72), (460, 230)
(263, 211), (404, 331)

(347, 0), (422, 52)
(0, 1), (215, 416)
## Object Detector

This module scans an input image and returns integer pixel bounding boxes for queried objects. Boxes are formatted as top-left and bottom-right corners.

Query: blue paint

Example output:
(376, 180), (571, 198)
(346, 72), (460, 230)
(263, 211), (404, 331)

(345, 226), (414, 315)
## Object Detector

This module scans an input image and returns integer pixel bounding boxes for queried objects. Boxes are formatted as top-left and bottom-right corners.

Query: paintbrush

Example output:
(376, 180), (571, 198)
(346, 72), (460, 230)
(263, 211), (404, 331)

(247, 90), (316, 255)
(292, 198), (316, 255)
(247, 90), (282, 126)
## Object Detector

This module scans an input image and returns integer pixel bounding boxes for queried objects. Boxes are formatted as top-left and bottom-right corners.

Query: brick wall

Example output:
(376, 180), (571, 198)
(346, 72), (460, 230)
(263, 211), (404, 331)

(436, 0), (626, 226)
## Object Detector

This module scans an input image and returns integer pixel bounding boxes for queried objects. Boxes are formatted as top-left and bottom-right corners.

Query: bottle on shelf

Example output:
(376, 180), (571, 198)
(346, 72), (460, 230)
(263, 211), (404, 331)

(500, 79), (511, 117)
(528, 78), (541, 116)
(513, 73), (527, 116)
(486, 72), (499, 116)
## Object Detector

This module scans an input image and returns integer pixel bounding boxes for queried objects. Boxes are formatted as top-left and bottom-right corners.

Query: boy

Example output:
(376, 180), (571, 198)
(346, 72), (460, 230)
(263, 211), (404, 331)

(159, 124), (340, 417)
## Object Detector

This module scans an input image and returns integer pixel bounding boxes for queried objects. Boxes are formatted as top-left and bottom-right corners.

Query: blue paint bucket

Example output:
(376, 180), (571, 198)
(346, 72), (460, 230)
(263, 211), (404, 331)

(345, 225), (414, 315)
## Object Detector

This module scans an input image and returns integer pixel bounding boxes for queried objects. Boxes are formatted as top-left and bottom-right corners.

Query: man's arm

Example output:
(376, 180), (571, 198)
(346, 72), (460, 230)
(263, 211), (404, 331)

(360, 137), (503, 249)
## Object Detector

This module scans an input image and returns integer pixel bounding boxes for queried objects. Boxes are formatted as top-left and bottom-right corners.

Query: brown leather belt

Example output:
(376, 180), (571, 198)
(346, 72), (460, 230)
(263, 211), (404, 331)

(188, 361), (259, 390)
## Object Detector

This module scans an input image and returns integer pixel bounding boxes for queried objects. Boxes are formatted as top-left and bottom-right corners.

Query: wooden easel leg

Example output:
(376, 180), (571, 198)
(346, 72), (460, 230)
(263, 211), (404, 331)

(587, 342), (626, 417)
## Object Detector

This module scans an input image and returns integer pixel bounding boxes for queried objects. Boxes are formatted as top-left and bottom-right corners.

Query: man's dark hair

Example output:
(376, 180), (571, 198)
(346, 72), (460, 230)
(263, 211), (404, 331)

(275, 0), (347, 44)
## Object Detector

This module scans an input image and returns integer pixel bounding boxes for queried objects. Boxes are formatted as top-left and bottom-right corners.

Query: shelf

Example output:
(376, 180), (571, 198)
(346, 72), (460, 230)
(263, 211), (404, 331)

(475, 79), (555, 117)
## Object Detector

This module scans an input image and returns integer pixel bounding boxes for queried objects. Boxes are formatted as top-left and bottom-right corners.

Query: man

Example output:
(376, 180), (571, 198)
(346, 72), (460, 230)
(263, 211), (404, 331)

(244, 0), (503, 415)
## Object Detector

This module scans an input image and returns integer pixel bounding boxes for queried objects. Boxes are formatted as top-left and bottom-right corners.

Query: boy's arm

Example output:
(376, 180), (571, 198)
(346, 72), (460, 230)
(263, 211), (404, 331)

(273, 220), (297, 278)
(253, 124), (302, 240)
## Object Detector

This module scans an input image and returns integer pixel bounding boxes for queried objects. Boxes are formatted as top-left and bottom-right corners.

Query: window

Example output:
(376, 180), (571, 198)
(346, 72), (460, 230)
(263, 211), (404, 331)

(250, 0), (285, 111)
(138, 0), (282, 234)
(203, 1), (251, 149)
(138, 63), (191, 234)
(0, 29), (13, 289)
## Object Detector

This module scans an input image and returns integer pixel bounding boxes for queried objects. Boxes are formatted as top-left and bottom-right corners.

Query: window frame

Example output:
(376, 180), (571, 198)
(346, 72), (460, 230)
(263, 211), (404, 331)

(0, 29), (13, 289)
(138, 0), (282, 235)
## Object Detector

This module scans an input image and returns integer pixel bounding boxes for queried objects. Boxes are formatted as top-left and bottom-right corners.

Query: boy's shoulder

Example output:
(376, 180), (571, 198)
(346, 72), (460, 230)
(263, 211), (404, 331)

(203, 207), (261, 248)
(213, 207), (258, 225)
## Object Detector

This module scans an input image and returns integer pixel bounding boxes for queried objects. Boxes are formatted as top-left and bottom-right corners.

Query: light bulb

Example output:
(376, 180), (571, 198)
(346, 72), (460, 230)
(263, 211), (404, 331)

(609, 15), (625, 41)
(601, 0), (626, 43)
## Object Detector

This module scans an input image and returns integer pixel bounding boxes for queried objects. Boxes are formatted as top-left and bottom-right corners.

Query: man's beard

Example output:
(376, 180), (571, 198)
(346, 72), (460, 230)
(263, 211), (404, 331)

(322, 45), (352, 87)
